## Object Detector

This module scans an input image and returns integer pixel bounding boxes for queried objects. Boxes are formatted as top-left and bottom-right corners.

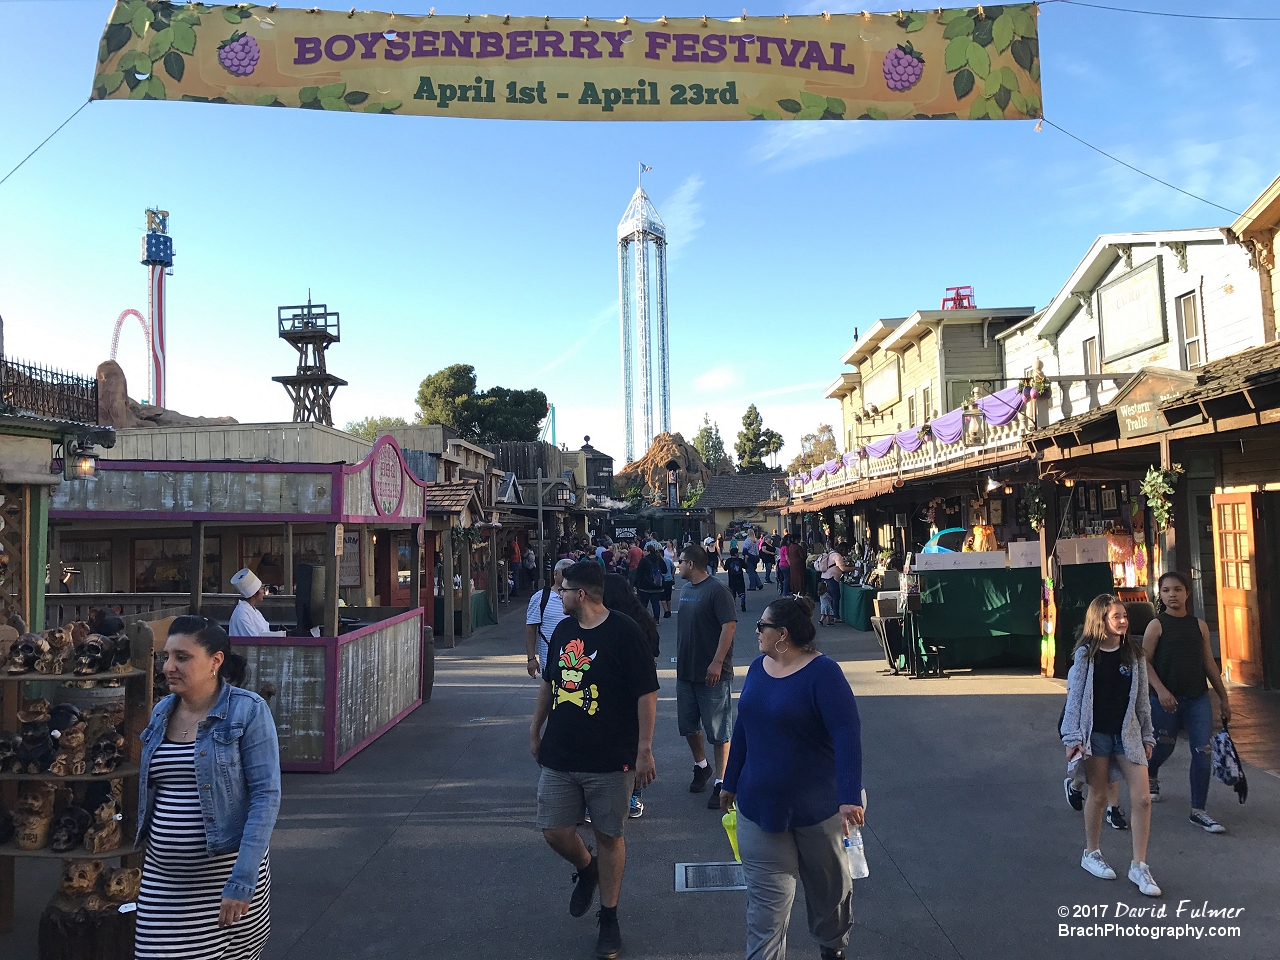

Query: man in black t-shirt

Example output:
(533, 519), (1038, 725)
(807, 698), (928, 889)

(530, 561), (659, 960)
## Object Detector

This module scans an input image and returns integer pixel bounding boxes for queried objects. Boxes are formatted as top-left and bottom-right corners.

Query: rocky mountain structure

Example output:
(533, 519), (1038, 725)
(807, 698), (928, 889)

(613, 432), (712, 504)
(96, 361), (238, 429)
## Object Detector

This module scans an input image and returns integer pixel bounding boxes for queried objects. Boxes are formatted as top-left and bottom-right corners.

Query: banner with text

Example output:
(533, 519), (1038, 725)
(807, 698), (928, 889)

(92, 4), (1041, 121)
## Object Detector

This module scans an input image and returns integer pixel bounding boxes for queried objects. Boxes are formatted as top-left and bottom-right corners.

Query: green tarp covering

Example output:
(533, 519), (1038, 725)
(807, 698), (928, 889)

(918, 566), (1043, 667)
(840, 584), (875, 631)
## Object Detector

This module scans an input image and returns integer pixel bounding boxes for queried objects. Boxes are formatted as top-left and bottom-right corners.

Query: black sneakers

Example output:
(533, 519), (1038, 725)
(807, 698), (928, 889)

(689, 764), (712, 793)
(1064, 777), (1084, 812)
(570, 855), (599, 918)
(1105, 806), (1129, 830)
(707, 782), (723, 810)
(820, 948), (846, 960)
(596, 909), (622, 959)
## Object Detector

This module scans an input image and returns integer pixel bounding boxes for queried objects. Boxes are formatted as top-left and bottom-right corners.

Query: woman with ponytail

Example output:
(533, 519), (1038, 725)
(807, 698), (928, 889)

(134, 616), (280, 959)
(720, 595), (864, 960)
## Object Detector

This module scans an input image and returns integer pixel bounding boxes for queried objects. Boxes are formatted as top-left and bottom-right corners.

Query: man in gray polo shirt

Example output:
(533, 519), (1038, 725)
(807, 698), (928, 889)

(676, 543), (738, 810)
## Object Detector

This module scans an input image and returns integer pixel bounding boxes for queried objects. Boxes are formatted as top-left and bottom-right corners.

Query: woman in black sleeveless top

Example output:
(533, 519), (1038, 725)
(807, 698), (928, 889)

(1142, 572), (1232, 834)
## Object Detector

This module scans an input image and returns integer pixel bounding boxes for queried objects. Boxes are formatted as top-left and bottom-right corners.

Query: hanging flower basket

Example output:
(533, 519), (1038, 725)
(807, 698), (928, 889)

(1140, 464), (1184, 532)
(1024, 482), (1048, 532)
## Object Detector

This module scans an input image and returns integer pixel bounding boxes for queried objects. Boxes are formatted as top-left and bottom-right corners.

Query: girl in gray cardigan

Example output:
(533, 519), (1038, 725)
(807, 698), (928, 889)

(1061, 594), (1160, 896)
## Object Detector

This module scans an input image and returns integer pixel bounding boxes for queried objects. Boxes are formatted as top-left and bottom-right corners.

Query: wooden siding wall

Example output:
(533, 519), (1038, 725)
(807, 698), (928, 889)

(386, 424), (455, 455)
(103, 423), (371, 464)
(1222, 434), (1280, 490)
(235, 643), (328, 764)
(336, 615), (422, 757)
(343, 460), (425, 521)
(51, 469), (334, 516)
(485, 441), (566, 481)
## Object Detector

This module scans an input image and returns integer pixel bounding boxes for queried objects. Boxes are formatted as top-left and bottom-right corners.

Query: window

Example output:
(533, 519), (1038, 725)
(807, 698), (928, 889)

(58, 540), (112, 592)
(1083, 337), (1099, 375)
(1217, 502), (1252, 591)
(922, 384), (932, 422)
(907, 393), (917, 428)
(132, 537), (222, 593)
(241, 534), (326, 589)
(1179, 292), (1203, 367)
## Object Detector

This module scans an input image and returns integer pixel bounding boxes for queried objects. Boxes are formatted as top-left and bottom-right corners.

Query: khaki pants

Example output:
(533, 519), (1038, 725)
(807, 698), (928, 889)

(737, 811), (853, 960)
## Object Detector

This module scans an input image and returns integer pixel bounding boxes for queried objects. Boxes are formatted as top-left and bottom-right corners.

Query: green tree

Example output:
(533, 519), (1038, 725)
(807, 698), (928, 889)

(786, 424), (839, 474)
(735, 404), (780, 474)
(344, 414), (410, 441)
(761, 428), (785, 469)
(692, 414), (733, 474)
(414, 364), (547, 442)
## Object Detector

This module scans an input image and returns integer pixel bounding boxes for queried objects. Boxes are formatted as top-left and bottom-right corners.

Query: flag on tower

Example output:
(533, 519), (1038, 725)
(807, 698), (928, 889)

(640, 164), (652, 173)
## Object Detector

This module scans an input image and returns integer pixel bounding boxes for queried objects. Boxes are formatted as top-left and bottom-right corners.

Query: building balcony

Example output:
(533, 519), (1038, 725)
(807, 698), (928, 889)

(0, 356), (99, 425)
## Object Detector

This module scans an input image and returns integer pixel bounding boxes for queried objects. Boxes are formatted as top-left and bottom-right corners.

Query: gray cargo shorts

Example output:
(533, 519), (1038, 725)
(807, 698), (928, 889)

(536, 766), (636, 838)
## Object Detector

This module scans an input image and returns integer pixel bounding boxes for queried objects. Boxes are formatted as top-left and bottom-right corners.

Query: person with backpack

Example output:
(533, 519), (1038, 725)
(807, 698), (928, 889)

(1061, 594), (1160, 896)
(660, 542), (677, 619)
(1143, 570), (1232, 834)
(635, 544), (666, 623)
(758, 535), (778, 585)
(525, 559), (575, 677)
(725, 547), (748, 613)
(522, 545), (538, 594)
(814, 543), (849, 626)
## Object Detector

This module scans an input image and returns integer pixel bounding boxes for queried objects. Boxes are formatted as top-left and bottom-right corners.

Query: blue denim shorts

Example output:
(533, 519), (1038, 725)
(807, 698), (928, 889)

(1089, 731), (1126, 758)
(677, 678), (733, 742)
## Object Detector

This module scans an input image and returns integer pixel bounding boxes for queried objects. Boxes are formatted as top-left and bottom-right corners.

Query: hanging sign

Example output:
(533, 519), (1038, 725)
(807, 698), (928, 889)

(92, 4), (1042, 121)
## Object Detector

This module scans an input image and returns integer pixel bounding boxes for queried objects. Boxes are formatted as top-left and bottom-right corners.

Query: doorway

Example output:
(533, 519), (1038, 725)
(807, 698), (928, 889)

(1188, 482), (1219, 629)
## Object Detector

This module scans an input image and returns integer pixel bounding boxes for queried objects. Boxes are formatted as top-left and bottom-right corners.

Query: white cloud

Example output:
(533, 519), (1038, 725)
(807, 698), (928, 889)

(659, 174), (705, 261)
(749, 120), (890, 172)
(693, 365), (742, 392)
(532, 302), (616, 376)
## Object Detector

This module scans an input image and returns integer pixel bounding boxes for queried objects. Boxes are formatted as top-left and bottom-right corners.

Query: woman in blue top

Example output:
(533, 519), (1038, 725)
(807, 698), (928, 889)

(720, 595), (864, 960)
(135, 616), (281, 960)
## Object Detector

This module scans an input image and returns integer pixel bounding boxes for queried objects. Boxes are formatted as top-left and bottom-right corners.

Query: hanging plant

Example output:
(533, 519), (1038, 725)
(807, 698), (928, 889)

(1023, 481), (1047, 532)
(1019, 371), (1052, 402)
(917, 423), (933, 443)
(450, 525), (484, 552)
(1139, 464), (1184, 532)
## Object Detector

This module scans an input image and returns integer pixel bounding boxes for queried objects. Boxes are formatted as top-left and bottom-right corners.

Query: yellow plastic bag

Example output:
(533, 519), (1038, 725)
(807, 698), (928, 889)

(721, 805), (741, 862)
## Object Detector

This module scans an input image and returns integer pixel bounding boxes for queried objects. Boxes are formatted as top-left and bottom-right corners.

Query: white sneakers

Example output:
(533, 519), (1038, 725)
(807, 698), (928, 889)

(1128, 861), (1162, 897)
(1081, 849), (1116, 879)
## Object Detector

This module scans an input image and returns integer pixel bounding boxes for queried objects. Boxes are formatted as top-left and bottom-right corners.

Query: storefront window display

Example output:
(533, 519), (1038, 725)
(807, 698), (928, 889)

(133, 536), (222, 593)
(241, 534), (326, 588)
(58, 539), (112, 592)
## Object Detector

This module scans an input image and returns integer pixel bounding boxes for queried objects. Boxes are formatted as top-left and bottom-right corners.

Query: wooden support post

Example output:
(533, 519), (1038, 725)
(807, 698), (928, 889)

(488, 531), (499, 622)
(442, 525), (455, 647)
(361, 528), (375, 606)
(324, 523), (340, 638)
(423, 531), (436, 627)
(1159, 437), (1177, 577)
(460, 537), (473, 636)
(190, 520), (205, 616)
(409, 523), (422, 613)
(283, 522), (294, 596)
(29, 485), (48, 631)
(1040, 484), (1061, 679)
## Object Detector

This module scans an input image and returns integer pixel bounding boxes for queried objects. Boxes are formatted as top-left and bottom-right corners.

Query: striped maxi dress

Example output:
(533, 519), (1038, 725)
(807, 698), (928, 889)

(134, 739), (271, 960)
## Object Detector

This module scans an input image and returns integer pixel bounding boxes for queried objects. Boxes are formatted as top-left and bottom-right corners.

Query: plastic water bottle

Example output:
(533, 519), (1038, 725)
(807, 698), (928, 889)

(843, 828), (869, 880)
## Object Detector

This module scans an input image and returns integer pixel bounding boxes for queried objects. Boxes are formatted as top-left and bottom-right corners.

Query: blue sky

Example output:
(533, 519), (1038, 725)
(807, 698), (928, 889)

(1, 1), (1277, 467)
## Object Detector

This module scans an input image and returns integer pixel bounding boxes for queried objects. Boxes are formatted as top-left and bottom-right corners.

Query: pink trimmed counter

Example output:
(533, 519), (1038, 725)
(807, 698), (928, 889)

(231, 607), (425, 773)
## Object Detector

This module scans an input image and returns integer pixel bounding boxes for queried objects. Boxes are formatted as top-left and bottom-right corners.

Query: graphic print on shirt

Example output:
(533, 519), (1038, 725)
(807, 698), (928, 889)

(554, 637), (599, 715)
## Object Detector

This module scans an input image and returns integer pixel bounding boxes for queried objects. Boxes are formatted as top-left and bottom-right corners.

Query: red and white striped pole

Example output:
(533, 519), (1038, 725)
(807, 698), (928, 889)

(141, 208), (174, 408)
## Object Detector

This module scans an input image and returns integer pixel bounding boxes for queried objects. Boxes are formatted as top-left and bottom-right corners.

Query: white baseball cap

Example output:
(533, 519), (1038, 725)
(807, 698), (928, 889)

(231, 568), (262, 599)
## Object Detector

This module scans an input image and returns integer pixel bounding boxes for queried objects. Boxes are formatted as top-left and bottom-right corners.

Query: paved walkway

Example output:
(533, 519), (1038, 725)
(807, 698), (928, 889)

(4, 579), (1278, 958)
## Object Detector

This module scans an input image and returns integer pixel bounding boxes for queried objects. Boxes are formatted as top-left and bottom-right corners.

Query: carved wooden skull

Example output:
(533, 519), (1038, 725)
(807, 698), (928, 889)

(50, 806), (91, 852)
(88, 733), (125, 775)
(6, 633), (49, 673)
(73, 633), (115, 675)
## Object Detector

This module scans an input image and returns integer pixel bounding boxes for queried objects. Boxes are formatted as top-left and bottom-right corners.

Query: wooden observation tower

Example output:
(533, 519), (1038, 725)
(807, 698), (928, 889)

(272, 297), (347, 426)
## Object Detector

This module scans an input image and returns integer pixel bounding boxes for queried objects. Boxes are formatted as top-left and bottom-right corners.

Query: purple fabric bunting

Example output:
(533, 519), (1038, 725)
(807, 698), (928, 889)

(824, 459), (840, 476)
(975, 386), (1026, 427)
(810, 466), (825, 482)
(929, 408), (964, 445)
(865, 436), (895, 460)
(842, 452), (858, 468)
(895, 427), (926, 453)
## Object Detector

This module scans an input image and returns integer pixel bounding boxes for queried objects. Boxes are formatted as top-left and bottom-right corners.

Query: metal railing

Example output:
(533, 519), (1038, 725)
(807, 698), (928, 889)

(0, 356), (98, 424)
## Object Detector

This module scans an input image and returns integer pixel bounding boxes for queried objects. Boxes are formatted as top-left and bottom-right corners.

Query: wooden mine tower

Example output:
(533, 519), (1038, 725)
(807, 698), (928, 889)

(272, 296), (347, 425)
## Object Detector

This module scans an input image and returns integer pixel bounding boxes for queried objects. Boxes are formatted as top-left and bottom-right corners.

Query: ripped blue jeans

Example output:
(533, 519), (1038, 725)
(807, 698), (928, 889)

(1148, 692), (1212, 810)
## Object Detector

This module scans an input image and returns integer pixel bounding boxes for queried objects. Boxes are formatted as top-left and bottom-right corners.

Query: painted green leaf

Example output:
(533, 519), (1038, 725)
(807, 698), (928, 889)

(149, 27), (174, 60)
(952, 67), (974, 100)
(992, 13), (1015, 51)
(1009, 90), (1027, 115)
(905, 12), (926, 32)
(761, 109), (781, 120)
(99, 39), (110, 64)
(131, 6), (153, 37)
(163, 50), (184, 81)
(319, 82), (346, 100)
(255, 93), (277, 106)
(100, 70), (125, 93)
(984, 71), (1002, 98)
(989, 97), (1005, 120)
(174, 10), (201, 25)
(942, 16), (974, 40)
(777, 98), (802, 114)
(745, 104), (764, 116)
(800, 91), (827, 110)
(320, 96), (349, 111)
(364, 101), (384, 113)
(1009, 38), (1032, 72)
(129, 81), (149, 100)
(382, 99), (402, 110)
(794, 105), (825, 120)
(1030, 61), (1040, 83)
(110, 2), (137, 25)
(825, 96), (846, 115)
(147, 75), (166, 99)
(944, 38), (970, 73)
(969, 96), (992, 120)
(971, 17), (994, 47)
(994, 86), (1011, 111)
(1025, 91), (1042, 116)
(299, 85), (320, 104)
(223, 8), (242, 22)
(1011, 6), (1037, 38)
(1001, 66), (1020, 92)
(865, 105), (888, 120)
(967, 42), (990, 78)
(171, 21), (196, 54)
(937, 8), (969, 24)
(343, 90), (369, 105)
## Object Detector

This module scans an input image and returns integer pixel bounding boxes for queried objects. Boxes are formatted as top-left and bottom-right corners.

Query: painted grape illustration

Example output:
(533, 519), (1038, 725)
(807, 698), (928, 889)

(218, 31), (260, 76)
(883, 43), (925, 92)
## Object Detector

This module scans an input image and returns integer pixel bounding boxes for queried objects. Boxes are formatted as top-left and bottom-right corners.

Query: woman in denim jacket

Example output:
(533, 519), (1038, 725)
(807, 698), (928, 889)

(134, 616), (281, 959)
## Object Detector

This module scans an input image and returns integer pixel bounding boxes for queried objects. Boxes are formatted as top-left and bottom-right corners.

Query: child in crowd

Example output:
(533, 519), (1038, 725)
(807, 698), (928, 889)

(725, 547), (747, 612)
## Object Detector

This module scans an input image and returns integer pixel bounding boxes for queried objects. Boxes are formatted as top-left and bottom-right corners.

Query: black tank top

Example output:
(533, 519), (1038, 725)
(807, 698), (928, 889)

(1151, 611), (1207, 699)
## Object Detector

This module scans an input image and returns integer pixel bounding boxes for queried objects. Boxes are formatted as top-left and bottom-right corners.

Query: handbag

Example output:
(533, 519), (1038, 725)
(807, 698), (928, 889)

(721, 805), (740, 862)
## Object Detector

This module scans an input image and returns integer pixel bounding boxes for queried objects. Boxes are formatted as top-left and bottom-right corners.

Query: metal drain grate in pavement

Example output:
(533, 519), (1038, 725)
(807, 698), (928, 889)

(674, 862), (746, 892)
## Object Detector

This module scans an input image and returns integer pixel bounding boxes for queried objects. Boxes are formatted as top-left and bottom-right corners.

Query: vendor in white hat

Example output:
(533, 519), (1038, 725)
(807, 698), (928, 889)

(228, 568), (286, 637)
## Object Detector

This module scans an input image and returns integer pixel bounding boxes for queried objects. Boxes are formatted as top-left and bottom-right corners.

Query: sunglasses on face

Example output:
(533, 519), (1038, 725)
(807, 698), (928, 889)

(756, 620), (779, 632)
